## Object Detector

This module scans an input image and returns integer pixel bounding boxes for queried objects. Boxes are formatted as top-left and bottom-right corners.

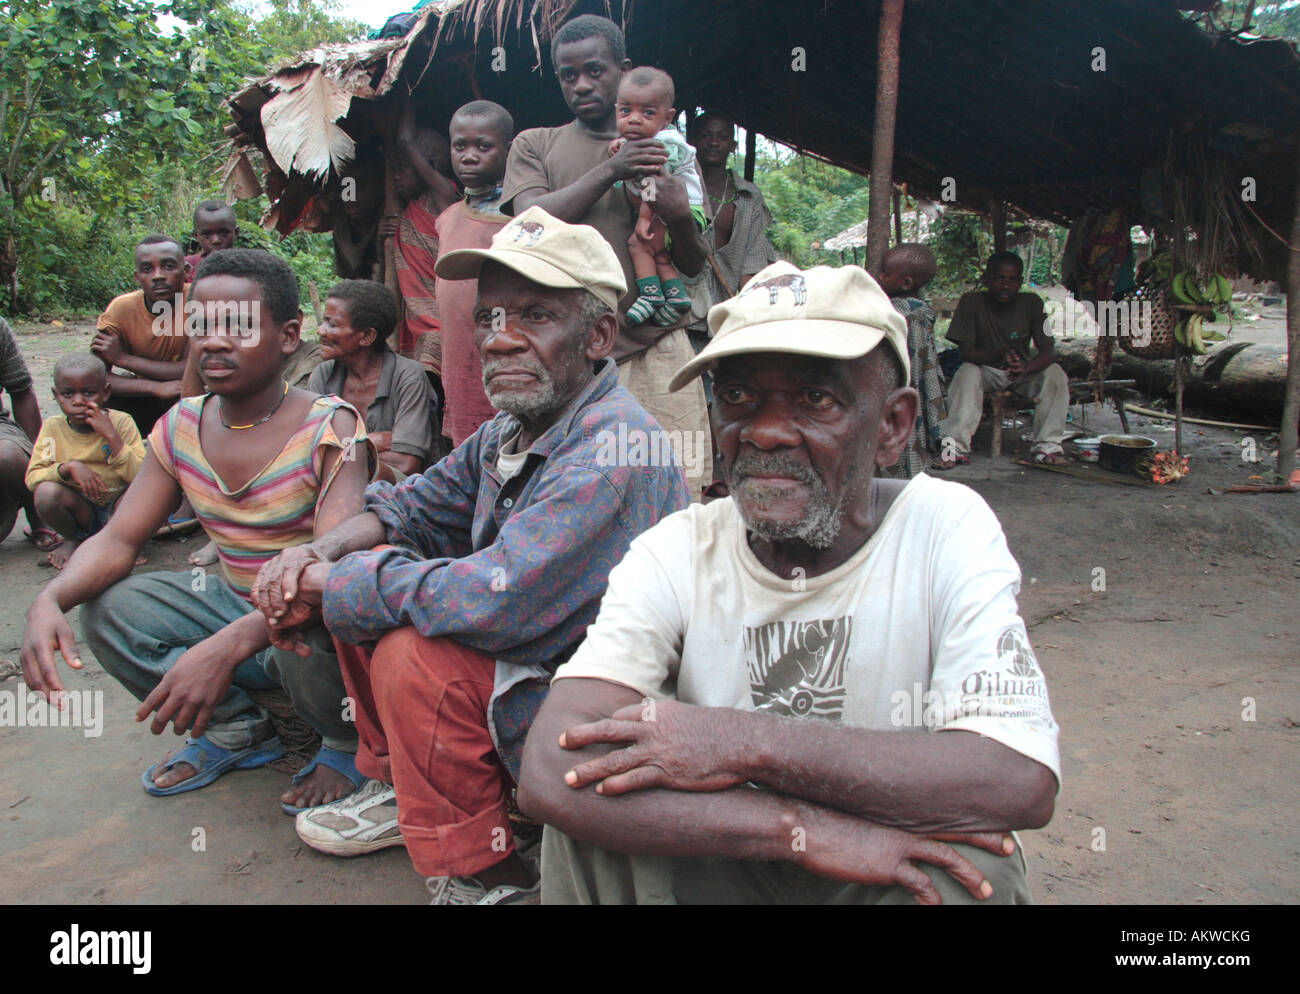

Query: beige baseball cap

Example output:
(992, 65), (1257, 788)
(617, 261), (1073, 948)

(668, 261), (910, 391)
(434, 205), (627, 311)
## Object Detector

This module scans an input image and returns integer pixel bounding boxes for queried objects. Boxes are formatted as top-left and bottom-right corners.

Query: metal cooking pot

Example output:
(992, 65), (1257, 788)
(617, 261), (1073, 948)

(1098, 434), (1157, 474)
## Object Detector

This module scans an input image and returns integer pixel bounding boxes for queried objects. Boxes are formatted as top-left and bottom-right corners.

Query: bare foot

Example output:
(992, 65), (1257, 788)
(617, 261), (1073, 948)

(150, 749), (199, 790)
(280, 763), (356, 810)
(45, 539), (80, 570)
(188, 540), (219, 566)
(134, 553), (148, 567)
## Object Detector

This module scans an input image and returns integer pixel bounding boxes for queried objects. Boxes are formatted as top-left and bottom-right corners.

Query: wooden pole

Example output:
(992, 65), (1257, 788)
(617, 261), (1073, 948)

(380, 98), (403, 350)
(990, 199), (1007, 254)
(1174, 356), (1184, 458)
(1277, 143), (1300, 483)
(744, 128), (757, 183)
(864, 0), (904, 274)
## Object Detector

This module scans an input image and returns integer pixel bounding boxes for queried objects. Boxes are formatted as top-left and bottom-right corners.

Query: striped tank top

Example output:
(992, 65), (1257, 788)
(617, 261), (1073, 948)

(149, 394), (365, 599)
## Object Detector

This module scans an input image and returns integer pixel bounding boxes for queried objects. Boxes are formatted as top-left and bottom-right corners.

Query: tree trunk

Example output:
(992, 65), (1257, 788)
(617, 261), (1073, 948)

(1053, 337), (1290, 422)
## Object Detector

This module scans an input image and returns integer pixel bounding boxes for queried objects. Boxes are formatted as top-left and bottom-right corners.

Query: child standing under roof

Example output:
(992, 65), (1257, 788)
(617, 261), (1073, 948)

(185, 200), (238, 281)
(433, 99), (514, 446)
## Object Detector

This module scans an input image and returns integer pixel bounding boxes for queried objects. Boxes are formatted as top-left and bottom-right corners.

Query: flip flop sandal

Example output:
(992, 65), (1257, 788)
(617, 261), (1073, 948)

(154, 514), (201, 538)
(24, 526), (62, 552)
(930, 455), (970, 471)
(280, 745), (366, 815)
(142, 734), (286, 797)
(1032, 450), (1067, 466)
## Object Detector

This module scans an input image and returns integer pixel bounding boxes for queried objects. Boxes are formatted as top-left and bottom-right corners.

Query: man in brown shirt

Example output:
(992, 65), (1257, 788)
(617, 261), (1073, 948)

(937, 252), (1069, 467)
(501, 14), (713, 499)
(93, 234), (190, 435)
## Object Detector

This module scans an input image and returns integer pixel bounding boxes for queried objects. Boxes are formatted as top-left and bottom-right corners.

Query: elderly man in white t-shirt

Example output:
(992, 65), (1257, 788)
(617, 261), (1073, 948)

(518, 261), (1060, 905)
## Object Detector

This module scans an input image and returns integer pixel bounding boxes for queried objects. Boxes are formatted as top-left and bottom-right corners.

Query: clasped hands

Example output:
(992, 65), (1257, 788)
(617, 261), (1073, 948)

(249, 544), (332, 656)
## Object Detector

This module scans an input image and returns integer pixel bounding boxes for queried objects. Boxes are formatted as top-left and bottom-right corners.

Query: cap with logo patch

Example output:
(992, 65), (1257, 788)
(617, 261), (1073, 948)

(668, 261), (910, 391)
(434, 205), (627, 312)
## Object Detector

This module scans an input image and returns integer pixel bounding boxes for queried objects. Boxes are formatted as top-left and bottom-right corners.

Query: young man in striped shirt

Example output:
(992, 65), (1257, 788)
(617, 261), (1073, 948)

(20, 249), (374, 813)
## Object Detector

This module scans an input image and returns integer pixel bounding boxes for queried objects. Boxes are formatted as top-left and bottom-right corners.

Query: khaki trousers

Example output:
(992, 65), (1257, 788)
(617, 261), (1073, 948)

(942, 362), (1069, 456)
(618, 328), (713, 501)
(541, 826), (1033, 905)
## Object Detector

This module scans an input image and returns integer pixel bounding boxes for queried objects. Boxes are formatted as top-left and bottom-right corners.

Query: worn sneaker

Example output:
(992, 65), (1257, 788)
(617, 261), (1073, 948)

(425, 873), (541, 906)
(295, 778), (405, 856)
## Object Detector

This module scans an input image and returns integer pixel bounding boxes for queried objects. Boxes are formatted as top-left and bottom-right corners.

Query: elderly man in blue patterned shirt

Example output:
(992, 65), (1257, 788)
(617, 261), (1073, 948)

(250, 207), (689, 904)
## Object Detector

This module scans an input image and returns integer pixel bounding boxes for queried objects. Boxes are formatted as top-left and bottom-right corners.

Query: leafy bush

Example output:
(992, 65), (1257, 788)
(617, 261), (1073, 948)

(12, 200), (139, 316)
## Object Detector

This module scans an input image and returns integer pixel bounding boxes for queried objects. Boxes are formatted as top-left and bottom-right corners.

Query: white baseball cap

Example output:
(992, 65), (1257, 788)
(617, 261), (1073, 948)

(669, 261), (910, 391)
(435, 205), (627, 311)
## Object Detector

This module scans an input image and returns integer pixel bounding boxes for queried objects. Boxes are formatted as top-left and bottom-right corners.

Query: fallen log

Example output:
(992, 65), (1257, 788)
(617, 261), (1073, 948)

(1052, 337), (1289, 421)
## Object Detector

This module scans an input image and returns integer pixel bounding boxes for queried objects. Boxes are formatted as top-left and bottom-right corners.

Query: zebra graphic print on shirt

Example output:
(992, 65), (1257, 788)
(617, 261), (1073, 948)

(745, 616), (851, 719)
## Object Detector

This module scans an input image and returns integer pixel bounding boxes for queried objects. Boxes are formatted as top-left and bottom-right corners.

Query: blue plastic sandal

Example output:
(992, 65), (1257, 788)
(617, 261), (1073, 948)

(141, 735), (286, 797)
(280, 745), (365, 815)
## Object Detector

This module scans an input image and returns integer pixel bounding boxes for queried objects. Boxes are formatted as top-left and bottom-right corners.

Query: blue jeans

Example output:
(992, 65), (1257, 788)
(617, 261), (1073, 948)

(81, 570), (356, 753)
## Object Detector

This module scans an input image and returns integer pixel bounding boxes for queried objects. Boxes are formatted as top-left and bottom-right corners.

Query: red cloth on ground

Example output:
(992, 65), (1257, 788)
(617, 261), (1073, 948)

(333, 629), (514, 878)
(434, 201), (508, 446)
(394, 193), (441, 361)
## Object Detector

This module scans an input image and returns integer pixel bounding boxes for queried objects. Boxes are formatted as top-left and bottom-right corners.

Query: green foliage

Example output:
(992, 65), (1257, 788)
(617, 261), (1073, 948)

(1, 0), (350, 315)
(751, 151), (871, 267)
(1196, 2), (1300, 42)
(243, 0), (368, 62)
(923, 211), (991, 297)
(12, 200), (139, 315)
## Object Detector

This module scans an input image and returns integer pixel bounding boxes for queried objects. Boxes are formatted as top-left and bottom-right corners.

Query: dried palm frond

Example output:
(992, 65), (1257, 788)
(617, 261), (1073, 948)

(260, 66), (357, 181)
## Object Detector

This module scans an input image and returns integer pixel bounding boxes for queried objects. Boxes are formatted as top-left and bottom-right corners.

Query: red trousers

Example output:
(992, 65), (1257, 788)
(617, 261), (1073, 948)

(333, 629), (514, 878)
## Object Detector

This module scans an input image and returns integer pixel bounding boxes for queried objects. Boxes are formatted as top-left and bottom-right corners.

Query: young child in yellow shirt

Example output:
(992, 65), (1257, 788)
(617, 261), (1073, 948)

(26, 354), (145, 568)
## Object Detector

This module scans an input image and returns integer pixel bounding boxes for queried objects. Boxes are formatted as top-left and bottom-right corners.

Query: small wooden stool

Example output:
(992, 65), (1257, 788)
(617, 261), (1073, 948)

(985, 390), (1036, 457)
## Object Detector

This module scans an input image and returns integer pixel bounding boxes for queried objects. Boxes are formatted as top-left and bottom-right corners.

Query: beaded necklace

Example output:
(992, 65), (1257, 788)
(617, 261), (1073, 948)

(706, 170), (738, 209)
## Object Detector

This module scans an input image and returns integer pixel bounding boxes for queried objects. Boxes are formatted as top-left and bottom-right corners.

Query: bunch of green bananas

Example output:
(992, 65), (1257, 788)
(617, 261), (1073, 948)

(1170, 270), (1232, 353)
(1137, 251), (1173, 285)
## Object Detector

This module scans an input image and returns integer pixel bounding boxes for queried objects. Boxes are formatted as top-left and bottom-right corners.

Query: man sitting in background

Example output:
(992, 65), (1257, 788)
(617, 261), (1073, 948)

(92, 234), (190, 437)
(935, 251), (1068, 468)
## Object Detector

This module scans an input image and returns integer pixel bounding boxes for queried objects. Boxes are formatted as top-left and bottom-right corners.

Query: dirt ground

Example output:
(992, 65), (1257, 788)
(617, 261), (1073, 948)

(1, 317), (1296, 905)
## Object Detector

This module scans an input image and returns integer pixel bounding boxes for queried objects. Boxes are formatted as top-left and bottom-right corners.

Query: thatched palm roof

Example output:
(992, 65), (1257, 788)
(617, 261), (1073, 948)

(220, 0), (1300, 280)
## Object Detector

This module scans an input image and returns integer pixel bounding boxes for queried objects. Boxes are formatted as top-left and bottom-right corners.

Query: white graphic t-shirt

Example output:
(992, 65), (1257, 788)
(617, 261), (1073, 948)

(555, 473), (1061, 781)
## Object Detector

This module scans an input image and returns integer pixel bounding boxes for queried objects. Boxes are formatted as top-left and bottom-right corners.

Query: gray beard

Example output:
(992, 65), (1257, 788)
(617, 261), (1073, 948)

(728, 452), (845, 550)
(481, 358), (559, 421)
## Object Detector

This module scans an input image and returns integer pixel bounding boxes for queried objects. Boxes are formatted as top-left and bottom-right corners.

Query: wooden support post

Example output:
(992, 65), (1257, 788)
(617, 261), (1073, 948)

(1174, 356), (1184, 458)
(744, 127), (756, 183)
(990, 199), (1007, 254)
(864, 0), (904, 274)
(1278, 143), (1300, 483)
(380, 100), (403, 349)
